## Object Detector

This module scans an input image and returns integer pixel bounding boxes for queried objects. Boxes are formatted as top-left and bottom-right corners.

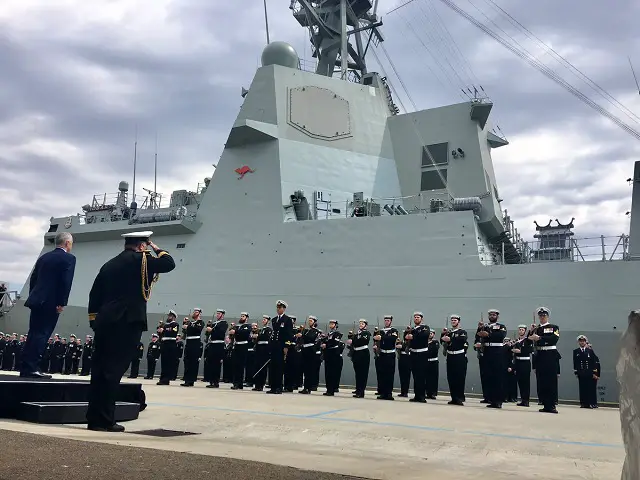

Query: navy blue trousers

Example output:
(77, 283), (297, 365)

(20, 307), (59, 374)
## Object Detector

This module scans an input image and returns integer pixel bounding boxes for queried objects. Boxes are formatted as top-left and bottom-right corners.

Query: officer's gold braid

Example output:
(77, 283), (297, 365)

(141, 251), (160, 301)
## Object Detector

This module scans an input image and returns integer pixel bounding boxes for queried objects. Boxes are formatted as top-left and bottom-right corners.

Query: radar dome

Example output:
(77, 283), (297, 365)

(261, 41), (299, 69)
(118, 181), (129, 192)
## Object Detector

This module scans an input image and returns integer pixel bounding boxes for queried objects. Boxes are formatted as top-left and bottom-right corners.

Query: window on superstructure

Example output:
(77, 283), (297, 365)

(422, 143), (449, 167)
(177, 243), (186, 249)
(421, 170), (447, 191)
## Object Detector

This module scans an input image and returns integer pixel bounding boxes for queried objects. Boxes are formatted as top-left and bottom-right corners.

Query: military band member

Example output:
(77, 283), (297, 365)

(86, 230), (175, 431)
(476, 309), (507, 408)
(299, 315), (322, 394)
(528, 306), (559, 414)
(374, 315), (398, 401)
(245, 323), (259, 387)
(181, 308), (204, 387)
(406, 312), (430, 403)
(441, 314), (468, 406)
(503, 337), (518, 402)
(474, 326), (488, 403)
(50, 334), (63, 373)
(128, 341), (144, 378)
(350, 319), (371, 398)
(80, 335), (93, 376)
(396, 325), (412, 397)
(573, 335), (600, 408)
(205, 309), (228, 388)
(425, 330), (440, 399)
(511, 325), (533, 407)
(321, 319), (344, 396)
(157, 309), (180, 385)
(252, 315), (272, 391)
(144, 334), (161, 379)
(175, 334), (184, 380)
(223, 328), (234, 383)
(284, 315), (301, 392)
(41, 338), (53, 373)
(64, 334), (78, 374)
(267, 300), (294, 394)
(230, 312), (252, 389)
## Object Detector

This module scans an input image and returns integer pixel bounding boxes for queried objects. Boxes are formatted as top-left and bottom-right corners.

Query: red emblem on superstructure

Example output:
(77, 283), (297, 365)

(235, 165), (255, 179)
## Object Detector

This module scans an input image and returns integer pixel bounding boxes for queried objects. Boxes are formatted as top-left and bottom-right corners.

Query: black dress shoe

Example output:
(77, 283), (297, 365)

(87, 424), (125, 432)
(20, 371), (52, 379)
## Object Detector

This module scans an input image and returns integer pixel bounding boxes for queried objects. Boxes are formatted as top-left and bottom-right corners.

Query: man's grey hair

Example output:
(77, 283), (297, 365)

(55, 232), (73, 247)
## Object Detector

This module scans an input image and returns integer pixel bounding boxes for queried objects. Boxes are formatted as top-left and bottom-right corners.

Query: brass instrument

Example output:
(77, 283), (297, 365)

(346, 329), (354, 358)
(373, 326), (381, 359)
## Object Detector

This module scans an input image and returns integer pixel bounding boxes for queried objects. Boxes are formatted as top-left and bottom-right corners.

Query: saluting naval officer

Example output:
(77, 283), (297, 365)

(528, 306), (560, 414)
(86, 231), (175, 432)
(267, 300), (294, 394)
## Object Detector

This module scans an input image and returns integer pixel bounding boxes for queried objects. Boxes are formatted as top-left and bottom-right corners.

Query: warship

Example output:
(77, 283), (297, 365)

(1, 0), (639, 404)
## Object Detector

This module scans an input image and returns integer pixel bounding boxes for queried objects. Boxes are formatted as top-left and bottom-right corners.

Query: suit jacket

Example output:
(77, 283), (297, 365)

(25, 247), (76, 311)
(88, 249), (175, 332)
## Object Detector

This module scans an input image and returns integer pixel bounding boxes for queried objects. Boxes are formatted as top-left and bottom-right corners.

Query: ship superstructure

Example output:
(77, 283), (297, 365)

(2, 0), (639, 403)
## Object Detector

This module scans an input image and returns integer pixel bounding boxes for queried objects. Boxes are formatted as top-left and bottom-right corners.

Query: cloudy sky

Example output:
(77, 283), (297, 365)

(1, 0), (639, 290)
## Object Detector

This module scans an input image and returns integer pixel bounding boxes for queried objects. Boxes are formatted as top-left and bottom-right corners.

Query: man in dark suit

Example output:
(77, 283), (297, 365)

(267, 300), (294, 394)
(20, 232), (76, 378)
(86, 231), (175, 432)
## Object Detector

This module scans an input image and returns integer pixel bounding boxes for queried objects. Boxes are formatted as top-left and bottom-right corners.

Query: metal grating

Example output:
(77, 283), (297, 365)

(131, 429), (199, 438)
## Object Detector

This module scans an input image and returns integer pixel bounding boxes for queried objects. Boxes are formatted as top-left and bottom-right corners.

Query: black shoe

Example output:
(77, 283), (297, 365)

(480, 399), (489, 404)
(517, 402), (529, 407)
(20, 371), (52, 379)
(409, 397), (427, 403)
(180, 382), (194, 387)
(539, 407), (558, 414)
(87, 423), (125, 432)
(323, 391), (334, 396)
(486, 403), (502, 409)
(206, 383), (219, 388)
(252, 386), (263, 391)
(378, 394), (394, 401)
(156, 381), (170, 385)
(397, 393), (408, 398)
(448, 400), (464, 406)
(299, 389), (310, 394)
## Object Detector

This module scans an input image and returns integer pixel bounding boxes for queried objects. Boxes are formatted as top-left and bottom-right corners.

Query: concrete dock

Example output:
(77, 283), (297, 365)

(0, 373), (625, 479)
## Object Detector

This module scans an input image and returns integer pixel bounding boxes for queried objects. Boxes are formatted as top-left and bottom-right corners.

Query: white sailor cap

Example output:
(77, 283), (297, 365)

(121, 230), (153, 243)
(216, 308), (226, 314)
(168, 309), (177, 317)
(262, 314), (270, 319)
(383, 315), (393, 320)
(193, 307), (202, 313)
(276, 300), (288, 308)
(537, 306), (550, 315)
(241, 312), (249, 317)
(577, 334), (588, 341)
(413, 312), (424, 317)
(488, 309), (500, 315)
(308, 315), (317, 321)
(70, 334), (76, 338)
(329, 319), (338, 323)
(152, 333), (158, 338)
(359, 318), (368, 325)
(450, 314), (461, 320)
(518, 324), (527, 329)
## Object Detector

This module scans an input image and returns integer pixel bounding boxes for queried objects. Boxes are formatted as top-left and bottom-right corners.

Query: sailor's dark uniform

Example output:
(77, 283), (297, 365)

(182, 314), (204, 386)
(231, 320), (252, 389)
(158, 317), (180, 384)
(86, 233), (175, 430)
(128, 342), (144, 378)
(252, 319), (272, 391)
(511, 332), (534, 406)
(573, 342), (600, 408)
(351, 323), (371, 398)
(268, 304), (294, 394)
(376, 323), (398, 400)
(532, 311), (560, 413)
(425, 338), (440, 399)
(396, 328), (411, 397)
(204, 310), (228, 387)
(145, 337), (160, 378)
(299, 321), (322, 394)
(479, 320), (507, 408)
(409, 322), (430, 403)
(442, 323), (469, 405)
(322, 325), (344, 395)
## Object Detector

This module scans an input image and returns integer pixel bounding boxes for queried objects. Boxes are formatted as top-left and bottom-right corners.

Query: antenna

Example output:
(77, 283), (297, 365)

(154, 130), (158, 196)
(629, 56), (640, 95)
(132, 126), (138, 203)
(263, 0), (270, 44)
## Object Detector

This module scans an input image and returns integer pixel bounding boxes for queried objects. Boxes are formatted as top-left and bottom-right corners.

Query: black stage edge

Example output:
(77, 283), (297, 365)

(0, 374), (145, 423)
(17, 402), (141, 424)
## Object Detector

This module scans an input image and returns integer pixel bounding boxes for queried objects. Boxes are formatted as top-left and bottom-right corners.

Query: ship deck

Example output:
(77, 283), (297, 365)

(0, 372), (625, 480)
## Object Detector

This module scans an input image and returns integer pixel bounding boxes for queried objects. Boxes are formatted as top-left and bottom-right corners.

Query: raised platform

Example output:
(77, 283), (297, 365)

(0, 374), (145, 423)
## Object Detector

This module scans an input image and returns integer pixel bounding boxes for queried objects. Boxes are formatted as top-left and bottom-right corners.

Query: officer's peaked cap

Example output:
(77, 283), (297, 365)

(537, 306), (550, 315)
(577, 334), (587, 341)
(122, 230), (153, 244)
(413, 312), (423, 317)
(276, 300), (288, 308)
(70, 334), (76, 338)
(329, 319), (338, 325)
(290, 315), (297, 320)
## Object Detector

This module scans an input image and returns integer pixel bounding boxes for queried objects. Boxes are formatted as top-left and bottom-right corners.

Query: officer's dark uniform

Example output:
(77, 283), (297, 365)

(477, 310), (507, 408)
(573, 337), (600, 408)
(244, 324), (258, 387)
(408, 313), (430, 403)
(40, 339), (53, 373)
(223, 331), (234, 383)
(425, 333), (440, 399)
(231, 315), (252, 389)
(205, 310), (228, 388)
(182, 311), (204, 387)
(63, 334), (77, 374)
(531, 307), (560, 414)
(284, 316), (301, 392)
(511, 327), (534, 406)
(145, 335), (161, 378)
(474, 330), (488, 403)
(503, 339), (518, 402)
(174, 336), (184, 380)
(87, 231), (175, 431)
(267, 300), (294, 394)
(299, 316), (322, 394)
(393, 327), (409, 397)
(252, 316), (272, 391)
(376, 316), (398, 400)
(351, 320), (371, 398)
(128, 341), (144, 378)
(72, 341), (83, 374)
(80, 336), (93, 376)
(157, 311), (180, 384)
(442, 315), (469, 405)
(322, 321), (344, 396)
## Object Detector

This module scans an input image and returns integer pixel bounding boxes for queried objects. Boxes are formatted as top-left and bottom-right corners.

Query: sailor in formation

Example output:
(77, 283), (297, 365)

(267, 300), (294, 394)
(528, 306), (560, 414)
(373, 315), (398, 401)
(181, 308), (204, 387)
(144, 334), (160, 379)
(511, 324), (534, 407)
(205, 309), (227, 388)
(441, 315), (469, 406)
(252, 315), (272, 391)
(321, 319), (344, 396)
(476, 309), (507, 409)
(395, 326), (412, 397)
(230, 312), (252, 389)
(349, 319), (372, 398)
(298, 315), (322, 394)
(157, 310), (180, 385)
(405, 312), (429, 403)
(573, 334), (600, 409)
(425, 329), (440, 400)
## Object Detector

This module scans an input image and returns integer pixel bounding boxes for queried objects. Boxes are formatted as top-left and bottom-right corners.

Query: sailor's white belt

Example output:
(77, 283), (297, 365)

(410, 347), (428, 353)
(486, 343), (503, 347)
(303, 343), (315, 348)
(257, 341), (269, 345)
(537, 346), (556, 351)
(380, 349), (396, 354)
(209, 340), (225, 344)
(316, 351), (321, 355)
(235, 341), (248, 345)
(162, 337), (176, 341)
(427, 357), (439, 362)
(400, 351), (408, 355)
(186, 336), (201, 340)
(516, 356), (531, 360)
(248, 349), (254, 352)
(329, 346), (339, 349)
(448, 349), (465, 355)
(354, 345), (368, 351)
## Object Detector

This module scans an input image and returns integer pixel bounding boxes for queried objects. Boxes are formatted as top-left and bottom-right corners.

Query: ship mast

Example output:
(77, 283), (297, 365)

(291, 0), (384, 81)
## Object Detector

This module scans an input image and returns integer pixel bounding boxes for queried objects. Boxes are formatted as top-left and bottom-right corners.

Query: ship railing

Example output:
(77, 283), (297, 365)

(0, 290), (18, 316)
(336, 192), (453, 218)
(486, 234), (631, 265)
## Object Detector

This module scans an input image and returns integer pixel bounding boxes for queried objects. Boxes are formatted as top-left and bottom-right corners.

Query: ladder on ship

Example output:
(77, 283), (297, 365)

(0, 290), (17, 317)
